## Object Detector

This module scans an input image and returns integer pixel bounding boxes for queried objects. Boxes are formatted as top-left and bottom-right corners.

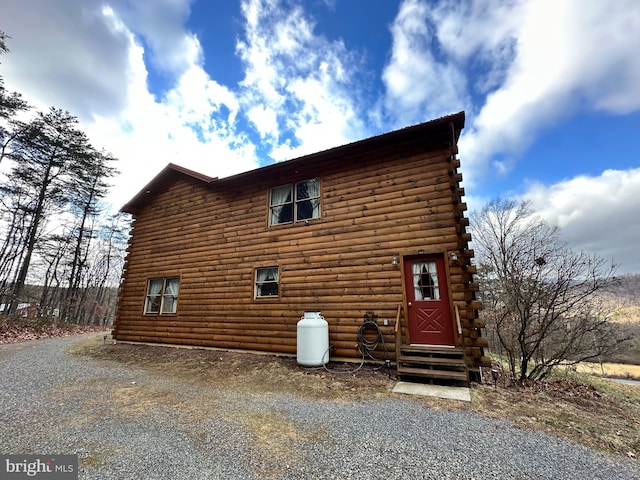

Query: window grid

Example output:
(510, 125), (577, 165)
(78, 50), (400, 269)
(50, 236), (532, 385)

(255, 266), (279, 299)
(270, 178), (320, 225)
(144, 277), (180, 314)
(412, 261), (440, 300)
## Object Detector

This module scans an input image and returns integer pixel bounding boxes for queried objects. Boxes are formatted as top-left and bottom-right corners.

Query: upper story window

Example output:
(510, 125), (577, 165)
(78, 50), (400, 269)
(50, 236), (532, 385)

(269, 178), (320, 225)
(144, 277), (180, 314)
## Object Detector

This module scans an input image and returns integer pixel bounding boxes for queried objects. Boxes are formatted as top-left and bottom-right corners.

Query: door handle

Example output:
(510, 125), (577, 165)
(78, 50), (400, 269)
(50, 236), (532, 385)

(408, 302), (412, 307)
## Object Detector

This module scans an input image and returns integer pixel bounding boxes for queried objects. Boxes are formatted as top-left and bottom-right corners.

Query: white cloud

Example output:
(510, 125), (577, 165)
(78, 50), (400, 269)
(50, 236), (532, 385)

(525, 168), (640, 274)
(1, 0), (260, 208)
(380, 0), (640, 182)
(1, 0), (133, 120)
(448, 0), (640, 178)
(86, 28), (257, 207)
(431, 0), (523, 70)
(236, 0), (366, 160)
(382, 0), (470, 127)
(109, 0), (201, 76)
(165, 66), (239, 128)
(246, 104), (278, 140)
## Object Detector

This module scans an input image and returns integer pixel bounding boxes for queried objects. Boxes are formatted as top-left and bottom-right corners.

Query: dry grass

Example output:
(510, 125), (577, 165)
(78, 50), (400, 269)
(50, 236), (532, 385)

(471, 377), (640, 459)
(68, 336), (396, 402)
(610, 306), (640, 323)
(71, 336), (640, 460)
(577, 361), (640, 380)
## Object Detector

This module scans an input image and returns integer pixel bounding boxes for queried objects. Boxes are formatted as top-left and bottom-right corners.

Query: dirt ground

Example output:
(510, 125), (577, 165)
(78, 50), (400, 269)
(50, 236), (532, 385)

(67, 335), (640, 460)
(69, 337), (397, 402)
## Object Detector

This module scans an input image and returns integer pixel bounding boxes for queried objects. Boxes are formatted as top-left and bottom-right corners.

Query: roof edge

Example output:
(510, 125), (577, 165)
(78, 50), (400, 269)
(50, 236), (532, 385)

(121, 163), (217, 214)
(121, 111), (465, 214)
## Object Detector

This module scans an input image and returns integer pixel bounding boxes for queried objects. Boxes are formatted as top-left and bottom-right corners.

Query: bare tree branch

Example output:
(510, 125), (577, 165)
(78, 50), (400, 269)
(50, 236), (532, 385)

(471, 198), (626, 381)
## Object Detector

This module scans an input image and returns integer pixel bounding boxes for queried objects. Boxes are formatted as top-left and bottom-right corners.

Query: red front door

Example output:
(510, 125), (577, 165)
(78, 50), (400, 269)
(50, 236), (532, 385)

(403, 254), (455, 346)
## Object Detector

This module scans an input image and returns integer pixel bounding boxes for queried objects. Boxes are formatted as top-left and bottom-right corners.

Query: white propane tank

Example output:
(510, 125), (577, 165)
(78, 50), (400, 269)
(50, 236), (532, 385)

(297, 311), (329, 367)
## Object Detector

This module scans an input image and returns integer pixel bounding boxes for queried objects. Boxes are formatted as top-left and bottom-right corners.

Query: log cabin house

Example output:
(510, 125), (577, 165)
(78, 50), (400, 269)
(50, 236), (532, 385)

(112, 111), (489, 384)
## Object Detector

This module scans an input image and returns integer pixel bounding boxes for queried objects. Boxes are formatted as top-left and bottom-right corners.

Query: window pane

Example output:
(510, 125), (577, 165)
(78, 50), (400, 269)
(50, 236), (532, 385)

(412, 261), (440, 300)
(148, 278), (163, 295)
(277, 203), (293, 224)
(270, 185), (292, 206)
(270, 204), (293, 224)
(296, 200), (314, 220)
(145, 279), (163, 313)
(270, 185), (293, 225)
(165, 277), (180, 295)
(256, 267), (279, 298)
(258, 282), (279, 297)
(296, 180), (311, 199)
(162, 296), (177, 313)
(161, 277), (180, 313)
(306, 178), (320, 198)
(145, 297), (161, 314)
(295, 178), (320, 221)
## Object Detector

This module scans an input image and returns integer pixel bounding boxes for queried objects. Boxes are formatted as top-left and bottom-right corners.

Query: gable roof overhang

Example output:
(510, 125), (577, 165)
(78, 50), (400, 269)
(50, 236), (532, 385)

(121, 163), (217, 214)
(121, 111), (465, 215)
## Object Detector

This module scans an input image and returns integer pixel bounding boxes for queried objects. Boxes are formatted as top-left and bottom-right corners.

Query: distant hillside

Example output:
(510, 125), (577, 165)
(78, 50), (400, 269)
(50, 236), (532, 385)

(599, 274), (640, 322)
(605, 273), (640, 303)
(599, 274), (640, 364)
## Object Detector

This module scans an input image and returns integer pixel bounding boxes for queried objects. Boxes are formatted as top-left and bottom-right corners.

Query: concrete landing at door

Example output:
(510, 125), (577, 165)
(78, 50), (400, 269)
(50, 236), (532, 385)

(393, 381), (471, 402)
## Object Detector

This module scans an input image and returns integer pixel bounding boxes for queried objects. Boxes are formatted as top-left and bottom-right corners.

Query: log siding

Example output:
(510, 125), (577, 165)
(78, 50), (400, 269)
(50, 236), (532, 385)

(113, 112), (489, 370)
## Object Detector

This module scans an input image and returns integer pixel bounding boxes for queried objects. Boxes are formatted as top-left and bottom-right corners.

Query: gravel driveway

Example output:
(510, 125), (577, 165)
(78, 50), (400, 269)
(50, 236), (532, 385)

(1, 334), (638, 480)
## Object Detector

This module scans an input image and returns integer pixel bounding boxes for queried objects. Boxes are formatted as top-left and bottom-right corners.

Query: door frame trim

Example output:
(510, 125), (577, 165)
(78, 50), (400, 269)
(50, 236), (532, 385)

(399, 248), (459, 347)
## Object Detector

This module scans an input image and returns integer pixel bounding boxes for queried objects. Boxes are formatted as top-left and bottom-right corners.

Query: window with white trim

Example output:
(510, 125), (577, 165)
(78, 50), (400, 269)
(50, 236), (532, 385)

(269, 178), (320, 225)
(255, 267), (279, 298)
(144, 277), (180, 314)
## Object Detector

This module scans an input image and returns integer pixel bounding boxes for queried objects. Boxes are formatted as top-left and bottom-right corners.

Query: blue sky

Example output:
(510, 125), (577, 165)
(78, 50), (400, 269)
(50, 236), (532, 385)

(1, 0), (639, 272)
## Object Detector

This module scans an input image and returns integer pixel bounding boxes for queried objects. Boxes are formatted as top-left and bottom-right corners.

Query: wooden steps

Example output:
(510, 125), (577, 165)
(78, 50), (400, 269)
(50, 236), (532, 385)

(397, 345), (469, 386)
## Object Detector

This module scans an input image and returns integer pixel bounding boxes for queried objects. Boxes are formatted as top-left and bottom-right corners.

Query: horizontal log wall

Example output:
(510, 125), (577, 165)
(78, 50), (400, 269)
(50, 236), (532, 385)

(114, 141), (486, 366)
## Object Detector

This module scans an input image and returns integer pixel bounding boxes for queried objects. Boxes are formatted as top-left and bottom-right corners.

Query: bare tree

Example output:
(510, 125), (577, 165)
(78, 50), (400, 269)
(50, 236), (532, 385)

(471, 198), (624, 381)
(62, 148), (117, 321)
(0, 34), (124, 323)
(0, 183), (32, 307)
(3, 108), (92, 313)
(38, 232), (72, 315)
(0, 31), (8, 54)
(64, 212), (128, 325)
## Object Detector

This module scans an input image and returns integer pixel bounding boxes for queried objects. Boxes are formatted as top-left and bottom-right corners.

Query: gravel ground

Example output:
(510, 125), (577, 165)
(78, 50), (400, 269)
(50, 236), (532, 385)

(0, 334), (639, 480)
